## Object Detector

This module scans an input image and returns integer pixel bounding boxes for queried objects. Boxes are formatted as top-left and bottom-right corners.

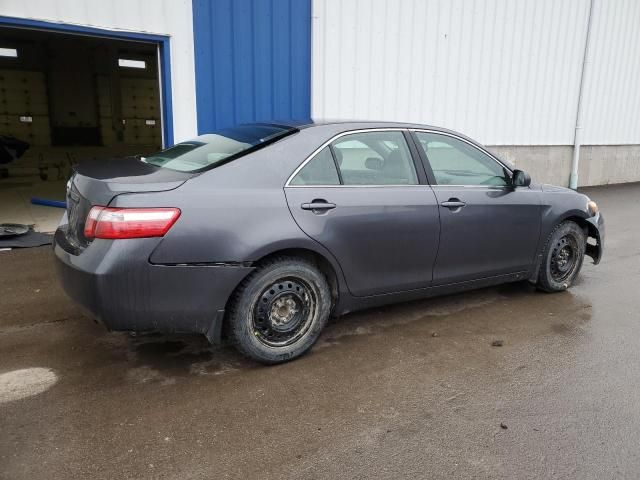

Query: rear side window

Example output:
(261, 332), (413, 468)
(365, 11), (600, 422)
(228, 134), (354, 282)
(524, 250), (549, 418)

(289, 147), (340, 185)
(332, 131), (418, 185)
(142, 124), (296, 172)
(290, 130), (418, 186)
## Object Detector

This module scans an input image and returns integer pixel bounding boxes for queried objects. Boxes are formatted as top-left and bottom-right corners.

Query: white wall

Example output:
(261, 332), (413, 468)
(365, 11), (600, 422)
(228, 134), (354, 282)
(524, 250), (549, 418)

(0, 0), (198, 143)
(312, 0), (640, 147)
(582, 0), (640, 144)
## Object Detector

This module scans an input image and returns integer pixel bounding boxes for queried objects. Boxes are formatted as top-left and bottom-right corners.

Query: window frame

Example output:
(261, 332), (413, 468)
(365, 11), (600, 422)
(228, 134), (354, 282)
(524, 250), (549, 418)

(408, 129), (514, 188)
(285, 128), (428, 187)
(288, 145), (342, 186)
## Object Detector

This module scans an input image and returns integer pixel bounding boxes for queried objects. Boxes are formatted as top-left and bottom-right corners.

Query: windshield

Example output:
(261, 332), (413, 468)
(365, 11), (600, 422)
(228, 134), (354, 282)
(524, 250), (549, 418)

(142, 124), (297, 172)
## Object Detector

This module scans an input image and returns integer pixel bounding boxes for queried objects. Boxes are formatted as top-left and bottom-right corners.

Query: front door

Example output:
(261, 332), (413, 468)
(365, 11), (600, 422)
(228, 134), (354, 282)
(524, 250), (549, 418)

(285, 130), (440, 297)
(412, 131), (542, 285)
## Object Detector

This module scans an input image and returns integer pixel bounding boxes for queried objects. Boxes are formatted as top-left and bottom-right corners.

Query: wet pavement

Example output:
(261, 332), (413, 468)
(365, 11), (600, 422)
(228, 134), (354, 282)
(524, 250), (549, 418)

(1, 183), (639, 479)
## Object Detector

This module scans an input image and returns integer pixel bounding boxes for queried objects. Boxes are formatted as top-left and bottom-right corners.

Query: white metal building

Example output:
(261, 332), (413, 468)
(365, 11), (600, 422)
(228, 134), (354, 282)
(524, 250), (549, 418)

(0, 0), (639, 190)
(313, 0), (640, 186)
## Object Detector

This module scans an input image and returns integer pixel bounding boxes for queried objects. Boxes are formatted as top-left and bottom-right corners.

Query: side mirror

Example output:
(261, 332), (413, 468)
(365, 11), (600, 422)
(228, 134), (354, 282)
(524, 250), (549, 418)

(512, 169), (531, 187)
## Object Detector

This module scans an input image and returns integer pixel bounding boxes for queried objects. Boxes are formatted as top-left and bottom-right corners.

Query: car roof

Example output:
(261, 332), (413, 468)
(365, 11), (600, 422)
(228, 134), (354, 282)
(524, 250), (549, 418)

(268, 119), (516, 172)
(264, 119), (493, 152)
(267, 118), (453, 131)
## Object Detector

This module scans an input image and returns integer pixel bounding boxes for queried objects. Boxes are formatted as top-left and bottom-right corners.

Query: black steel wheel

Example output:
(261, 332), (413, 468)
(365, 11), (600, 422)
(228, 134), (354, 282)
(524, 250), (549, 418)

(549, 235), (579, 283)
(227, 257), (332, 364)
(252, 278), (316, 348)
(537, 221), (586, 292)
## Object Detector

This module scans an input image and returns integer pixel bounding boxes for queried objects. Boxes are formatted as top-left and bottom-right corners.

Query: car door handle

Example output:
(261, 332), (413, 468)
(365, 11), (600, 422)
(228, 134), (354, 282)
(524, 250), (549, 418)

(441, 199), (466, 209)
(301, 201), (336, 211)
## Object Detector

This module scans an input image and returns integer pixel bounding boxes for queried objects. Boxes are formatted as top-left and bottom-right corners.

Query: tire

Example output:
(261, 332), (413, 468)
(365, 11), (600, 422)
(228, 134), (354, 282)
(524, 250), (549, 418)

(537, 220), (586, 292)
(227, 257), (332, 364)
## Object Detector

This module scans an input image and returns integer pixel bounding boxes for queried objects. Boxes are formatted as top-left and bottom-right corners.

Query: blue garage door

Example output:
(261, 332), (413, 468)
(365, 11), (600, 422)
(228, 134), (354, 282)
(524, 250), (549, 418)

(192, 0), (311, 132)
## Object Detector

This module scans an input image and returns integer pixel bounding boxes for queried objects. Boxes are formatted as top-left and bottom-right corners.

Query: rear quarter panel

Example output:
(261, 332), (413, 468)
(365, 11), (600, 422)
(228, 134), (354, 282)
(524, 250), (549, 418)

(128, 185), (329, 265)
(109, 130), (350, 290)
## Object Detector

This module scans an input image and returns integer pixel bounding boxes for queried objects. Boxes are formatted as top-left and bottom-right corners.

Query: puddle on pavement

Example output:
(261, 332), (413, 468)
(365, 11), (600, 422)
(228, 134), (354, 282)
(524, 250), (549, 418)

(99, 282), (594, 384)
(115, 286), (516, 380)
(318, 285), (516, 347)
(112, 334), (252, 384)
(319, 282), (594, 351)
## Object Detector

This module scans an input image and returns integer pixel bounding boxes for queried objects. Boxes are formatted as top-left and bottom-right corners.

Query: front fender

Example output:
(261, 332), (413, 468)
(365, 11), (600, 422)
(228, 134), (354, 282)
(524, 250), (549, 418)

(532, 189), (604, 281)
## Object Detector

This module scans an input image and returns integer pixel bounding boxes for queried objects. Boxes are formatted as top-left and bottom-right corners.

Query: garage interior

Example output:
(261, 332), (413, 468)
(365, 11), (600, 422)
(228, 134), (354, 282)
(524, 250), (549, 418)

(0, 26), (163, 232)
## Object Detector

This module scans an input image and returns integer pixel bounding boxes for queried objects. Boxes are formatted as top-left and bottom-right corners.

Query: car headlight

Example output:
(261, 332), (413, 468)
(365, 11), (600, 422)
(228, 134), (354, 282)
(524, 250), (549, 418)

(587, 200), (599, 217)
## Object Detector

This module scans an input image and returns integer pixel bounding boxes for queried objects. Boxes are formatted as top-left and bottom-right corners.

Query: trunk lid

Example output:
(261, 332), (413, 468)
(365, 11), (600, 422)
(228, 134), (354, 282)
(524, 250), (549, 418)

(64, 157), (193, 249)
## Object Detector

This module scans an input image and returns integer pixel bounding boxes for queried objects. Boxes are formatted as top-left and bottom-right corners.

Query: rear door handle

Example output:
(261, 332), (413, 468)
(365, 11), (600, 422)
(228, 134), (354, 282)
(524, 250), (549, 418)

(441, 199), (466, 209)
(301, 201), (336, 211)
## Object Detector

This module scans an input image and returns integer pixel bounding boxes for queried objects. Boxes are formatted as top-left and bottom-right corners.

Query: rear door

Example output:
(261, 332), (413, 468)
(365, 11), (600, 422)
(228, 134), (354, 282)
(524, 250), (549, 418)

(285, 129), (440, 297)
(411, 130), (541, 285)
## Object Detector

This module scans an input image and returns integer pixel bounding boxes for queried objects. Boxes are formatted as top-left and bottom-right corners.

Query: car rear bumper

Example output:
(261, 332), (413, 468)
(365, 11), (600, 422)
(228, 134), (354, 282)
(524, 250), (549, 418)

(53, 228), (253, 342)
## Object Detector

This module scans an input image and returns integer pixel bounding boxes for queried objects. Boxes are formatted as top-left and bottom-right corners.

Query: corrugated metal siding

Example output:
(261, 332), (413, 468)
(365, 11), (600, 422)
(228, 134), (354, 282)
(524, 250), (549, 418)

(0, 0), (197, 143)
(582, 0), (640, 144)
(313, 0), (600, 146)
(192, 0), (311, 133)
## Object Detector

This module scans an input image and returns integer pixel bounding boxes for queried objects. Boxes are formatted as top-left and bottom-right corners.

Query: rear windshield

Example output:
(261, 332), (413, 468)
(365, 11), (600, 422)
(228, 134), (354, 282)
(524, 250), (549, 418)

(142, 124), (297, 172)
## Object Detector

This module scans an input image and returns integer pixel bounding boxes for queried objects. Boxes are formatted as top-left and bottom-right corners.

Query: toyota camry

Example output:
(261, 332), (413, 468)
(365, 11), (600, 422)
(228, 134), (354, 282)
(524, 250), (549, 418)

(54, 121), (604, 364)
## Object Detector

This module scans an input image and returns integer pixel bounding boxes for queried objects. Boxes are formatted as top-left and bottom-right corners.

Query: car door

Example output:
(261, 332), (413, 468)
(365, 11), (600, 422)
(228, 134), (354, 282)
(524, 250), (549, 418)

(285, 129), (440, 297)
(411, 130), (541, 285)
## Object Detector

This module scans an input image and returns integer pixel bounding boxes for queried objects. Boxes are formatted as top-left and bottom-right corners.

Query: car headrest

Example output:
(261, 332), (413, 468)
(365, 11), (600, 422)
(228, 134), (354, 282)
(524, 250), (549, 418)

(382, 150), (405, 173)
(365, 157), (383, 170)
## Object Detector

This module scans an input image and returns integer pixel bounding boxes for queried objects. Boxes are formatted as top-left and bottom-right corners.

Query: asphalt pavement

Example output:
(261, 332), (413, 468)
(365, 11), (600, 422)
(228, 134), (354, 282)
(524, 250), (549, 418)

(1, 183), (639, 479)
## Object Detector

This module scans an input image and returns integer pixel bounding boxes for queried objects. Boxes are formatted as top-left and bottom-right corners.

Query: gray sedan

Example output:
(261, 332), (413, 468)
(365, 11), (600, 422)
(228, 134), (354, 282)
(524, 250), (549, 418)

(54, 121), (604, 364)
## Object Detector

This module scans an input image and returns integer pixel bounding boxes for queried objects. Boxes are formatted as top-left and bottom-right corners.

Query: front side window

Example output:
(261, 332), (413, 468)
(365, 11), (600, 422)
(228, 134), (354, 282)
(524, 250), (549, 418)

(142, 124), (296, 172)
(331, 131), (418, 185)
(415, 132), (510, 186)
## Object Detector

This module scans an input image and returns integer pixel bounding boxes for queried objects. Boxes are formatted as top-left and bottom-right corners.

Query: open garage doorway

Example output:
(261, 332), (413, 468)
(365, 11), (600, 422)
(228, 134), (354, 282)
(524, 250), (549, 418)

(0, 21), (171, 233)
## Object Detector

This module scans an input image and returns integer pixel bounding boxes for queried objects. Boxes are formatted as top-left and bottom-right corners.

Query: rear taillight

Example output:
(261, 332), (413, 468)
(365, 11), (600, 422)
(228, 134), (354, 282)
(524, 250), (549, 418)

(83, 207), (181, 240)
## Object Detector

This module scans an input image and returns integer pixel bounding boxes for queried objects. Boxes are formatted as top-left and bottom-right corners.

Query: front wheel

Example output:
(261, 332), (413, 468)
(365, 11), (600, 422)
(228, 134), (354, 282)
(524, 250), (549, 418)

(537, 221), (586, 292)
(227, 257), (332, 364)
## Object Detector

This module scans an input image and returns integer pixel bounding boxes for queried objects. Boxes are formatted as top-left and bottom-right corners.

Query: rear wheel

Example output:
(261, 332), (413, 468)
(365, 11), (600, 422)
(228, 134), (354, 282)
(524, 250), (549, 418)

(537, 221), (586, 292)
(227, 257), (331, 364)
